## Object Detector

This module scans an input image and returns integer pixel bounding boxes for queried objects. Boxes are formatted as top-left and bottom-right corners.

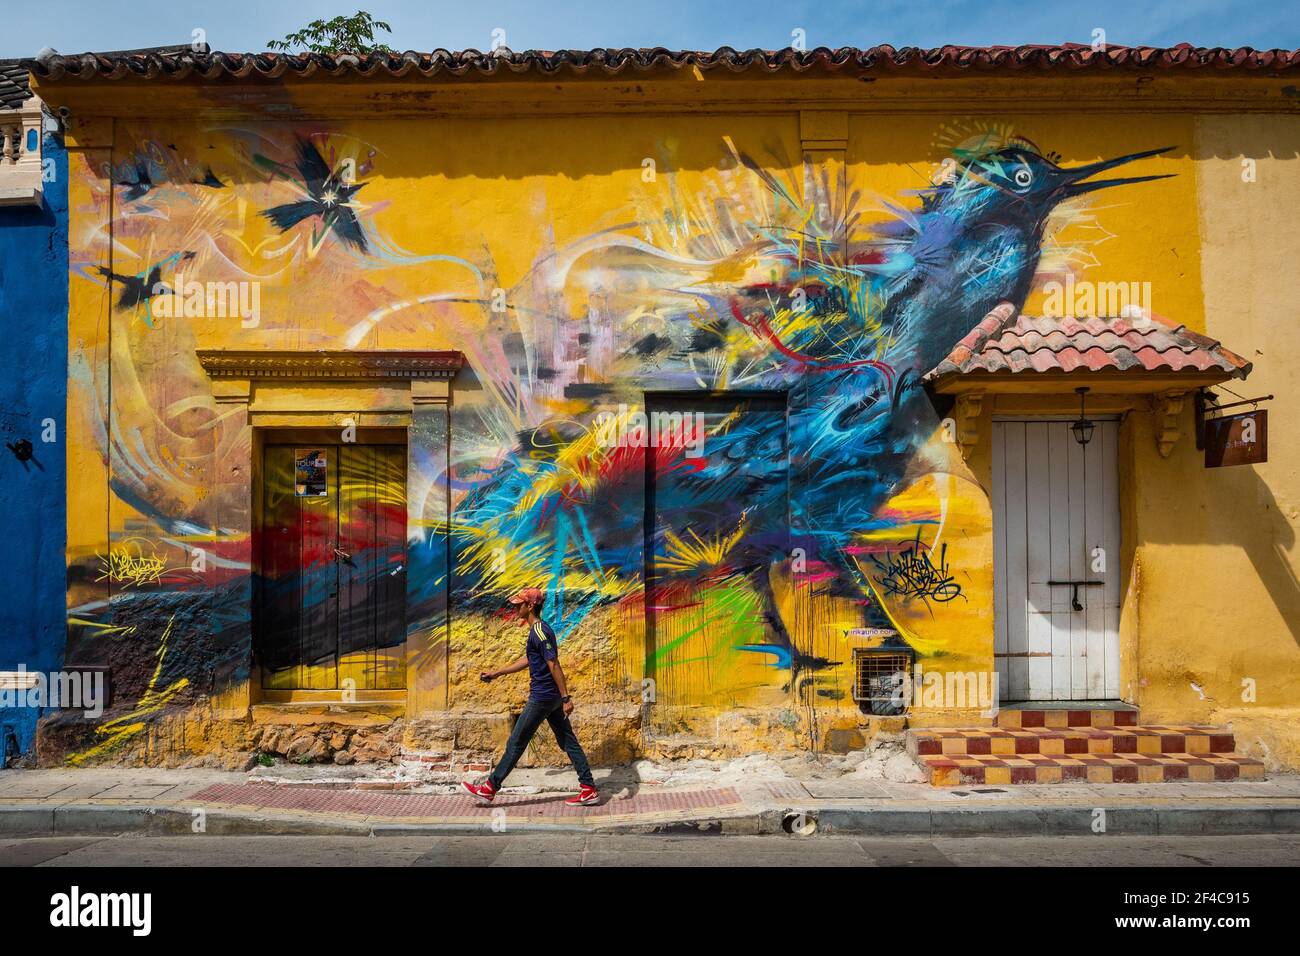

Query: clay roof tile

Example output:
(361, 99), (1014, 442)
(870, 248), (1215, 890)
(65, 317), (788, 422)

(22, 43), (1300, 83)
(925, 303), (1253, 382)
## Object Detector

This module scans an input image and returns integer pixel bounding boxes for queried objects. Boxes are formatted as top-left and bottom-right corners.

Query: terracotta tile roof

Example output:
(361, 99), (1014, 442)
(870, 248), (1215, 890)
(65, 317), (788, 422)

(0, 59), (33, 110)
(24, 43), (1300, 83)
(7, 45), (199, 106)
(926, 302), (1252, 380)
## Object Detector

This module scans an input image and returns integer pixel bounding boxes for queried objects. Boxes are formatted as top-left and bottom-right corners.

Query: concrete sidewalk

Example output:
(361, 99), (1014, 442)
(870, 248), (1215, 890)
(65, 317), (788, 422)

(3, 766), (1300, 839)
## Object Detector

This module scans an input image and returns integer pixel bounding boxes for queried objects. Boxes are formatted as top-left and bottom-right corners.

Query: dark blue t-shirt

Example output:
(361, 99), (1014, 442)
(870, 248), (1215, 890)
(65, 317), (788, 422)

(526, 621), (562, 701)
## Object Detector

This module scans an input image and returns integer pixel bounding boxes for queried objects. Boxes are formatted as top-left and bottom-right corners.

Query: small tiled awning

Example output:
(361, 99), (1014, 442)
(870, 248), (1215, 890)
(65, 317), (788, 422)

(926, 302), (1251, 393)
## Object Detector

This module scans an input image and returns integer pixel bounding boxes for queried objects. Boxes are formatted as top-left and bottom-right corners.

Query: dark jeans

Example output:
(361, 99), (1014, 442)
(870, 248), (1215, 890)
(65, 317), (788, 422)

(489, 697), (595, 790)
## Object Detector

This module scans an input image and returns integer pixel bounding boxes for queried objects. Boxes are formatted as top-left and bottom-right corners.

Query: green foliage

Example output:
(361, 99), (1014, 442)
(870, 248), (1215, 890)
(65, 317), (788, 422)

(257, 753), (275, 767)
(267, 11), (394, 55)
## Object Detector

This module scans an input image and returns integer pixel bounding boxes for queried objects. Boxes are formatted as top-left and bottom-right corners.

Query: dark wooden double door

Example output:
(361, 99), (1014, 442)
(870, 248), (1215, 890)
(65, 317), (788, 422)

(260, 442), (407, 690)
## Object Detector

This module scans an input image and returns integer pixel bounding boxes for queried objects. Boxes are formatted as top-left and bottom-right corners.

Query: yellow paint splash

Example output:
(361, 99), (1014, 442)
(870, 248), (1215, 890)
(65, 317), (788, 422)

(68, 614), (191, 766)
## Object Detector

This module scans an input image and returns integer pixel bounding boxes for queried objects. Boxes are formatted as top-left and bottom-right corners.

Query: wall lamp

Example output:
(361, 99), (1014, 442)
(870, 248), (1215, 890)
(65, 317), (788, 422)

(1071, 386), (1095, 447)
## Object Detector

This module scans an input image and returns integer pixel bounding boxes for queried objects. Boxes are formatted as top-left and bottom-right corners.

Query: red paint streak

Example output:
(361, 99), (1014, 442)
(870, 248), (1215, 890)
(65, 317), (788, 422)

(647, 601), (704, 613)
(662, 456), (708, 475)
(616, 588), (646, 613)
(844, 542), (899, 556)
(535, 494), (560, 527)
(202, 537), (254, 564)
(729, 302), (895, 385)
(597, 441), (647, 483)
(796, 569), (839, 586)
(339, 501), (406, 538)
(593, 421), (711, 486)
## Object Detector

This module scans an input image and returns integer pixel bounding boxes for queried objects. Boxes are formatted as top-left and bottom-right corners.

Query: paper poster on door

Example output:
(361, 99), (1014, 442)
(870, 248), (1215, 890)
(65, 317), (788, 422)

(295, 450), (328, 496)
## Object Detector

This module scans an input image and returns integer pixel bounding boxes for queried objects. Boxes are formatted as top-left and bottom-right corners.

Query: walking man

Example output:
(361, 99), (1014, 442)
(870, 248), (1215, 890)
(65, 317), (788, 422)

(462, 588), (600, 806)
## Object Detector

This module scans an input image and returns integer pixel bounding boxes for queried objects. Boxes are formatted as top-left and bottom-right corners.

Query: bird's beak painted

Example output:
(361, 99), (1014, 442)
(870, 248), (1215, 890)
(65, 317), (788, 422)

(1062, 146), (1176, 197)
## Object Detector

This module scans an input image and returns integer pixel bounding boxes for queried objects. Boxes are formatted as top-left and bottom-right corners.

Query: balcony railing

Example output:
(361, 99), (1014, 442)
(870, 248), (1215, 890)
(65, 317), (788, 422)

(0, 105), (44, 206)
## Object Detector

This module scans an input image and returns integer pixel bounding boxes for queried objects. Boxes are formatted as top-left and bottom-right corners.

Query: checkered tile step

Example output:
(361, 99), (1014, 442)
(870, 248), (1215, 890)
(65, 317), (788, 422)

(908, 725), (1236, 757)
(917, 752), (1266, 787)
(996, 708), (1138, 728)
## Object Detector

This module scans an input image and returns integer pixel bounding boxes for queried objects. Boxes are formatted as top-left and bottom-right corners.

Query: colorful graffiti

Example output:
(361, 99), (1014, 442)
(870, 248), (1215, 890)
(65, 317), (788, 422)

(96, 540), (170, 588)
(54, 116), (1177, 761)
(439, 136), (1173, 704)
(869, 528), (965, 608)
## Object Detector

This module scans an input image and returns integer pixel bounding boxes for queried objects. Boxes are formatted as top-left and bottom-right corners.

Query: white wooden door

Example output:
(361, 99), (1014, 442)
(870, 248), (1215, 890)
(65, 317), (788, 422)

(993, 420), (1121, 701)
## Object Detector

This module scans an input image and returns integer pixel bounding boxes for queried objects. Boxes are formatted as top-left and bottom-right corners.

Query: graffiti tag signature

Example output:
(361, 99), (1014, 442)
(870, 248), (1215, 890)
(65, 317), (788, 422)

(869, 528), (965, 605)
(96, 545), (169, 588)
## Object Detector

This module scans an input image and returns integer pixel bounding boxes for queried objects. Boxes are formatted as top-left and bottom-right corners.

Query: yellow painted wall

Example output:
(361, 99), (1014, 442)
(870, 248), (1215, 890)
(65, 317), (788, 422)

(37, 71), (1300, 766)
(1124, 114), (1300, 767)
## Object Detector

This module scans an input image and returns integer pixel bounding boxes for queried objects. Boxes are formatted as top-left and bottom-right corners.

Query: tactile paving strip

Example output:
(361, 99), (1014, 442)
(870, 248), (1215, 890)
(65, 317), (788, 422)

(187, 782), (744, 821)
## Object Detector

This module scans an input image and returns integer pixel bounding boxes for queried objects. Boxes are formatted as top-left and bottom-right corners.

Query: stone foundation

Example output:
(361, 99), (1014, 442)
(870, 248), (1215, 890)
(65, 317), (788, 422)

(35, 698), (909, 770)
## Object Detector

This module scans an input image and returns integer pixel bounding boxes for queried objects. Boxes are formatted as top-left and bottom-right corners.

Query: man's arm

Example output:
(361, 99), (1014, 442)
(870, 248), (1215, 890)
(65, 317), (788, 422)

(546, 658), (573, 714)
(481, 655), (528, 681)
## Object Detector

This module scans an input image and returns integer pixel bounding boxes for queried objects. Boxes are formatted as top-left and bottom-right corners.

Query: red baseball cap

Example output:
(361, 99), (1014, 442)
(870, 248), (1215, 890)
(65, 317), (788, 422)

(507, 587), (545, 606)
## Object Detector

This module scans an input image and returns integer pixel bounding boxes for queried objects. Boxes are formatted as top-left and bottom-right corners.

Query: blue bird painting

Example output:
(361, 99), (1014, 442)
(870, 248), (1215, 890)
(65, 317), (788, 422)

(428, 141), (1176, 695)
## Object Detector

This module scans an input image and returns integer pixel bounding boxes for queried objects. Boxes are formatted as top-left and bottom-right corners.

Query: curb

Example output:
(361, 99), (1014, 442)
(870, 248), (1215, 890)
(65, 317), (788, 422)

(0, 804), (765, 838)
(807, 804), (1300, 837)
(2, 803), (1298, 838)
(0, 805), (372, 837)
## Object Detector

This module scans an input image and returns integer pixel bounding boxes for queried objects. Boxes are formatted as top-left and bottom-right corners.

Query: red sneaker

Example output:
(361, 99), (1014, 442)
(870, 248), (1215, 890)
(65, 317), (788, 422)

(462, 780), (496, 805)
(565, 784), (599, 806)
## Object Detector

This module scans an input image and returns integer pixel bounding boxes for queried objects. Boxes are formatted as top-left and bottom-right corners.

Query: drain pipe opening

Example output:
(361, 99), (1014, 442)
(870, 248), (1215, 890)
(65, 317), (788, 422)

(782, 810), (817, 836)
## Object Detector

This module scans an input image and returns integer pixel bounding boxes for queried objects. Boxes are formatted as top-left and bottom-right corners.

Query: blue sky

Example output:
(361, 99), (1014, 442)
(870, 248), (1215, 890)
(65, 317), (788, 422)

(2, 0), (1297, 59)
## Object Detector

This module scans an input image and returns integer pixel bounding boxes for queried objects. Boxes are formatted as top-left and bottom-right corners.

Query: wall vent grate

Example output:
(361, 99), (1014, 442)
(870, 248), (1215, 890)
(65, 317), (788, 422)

(851, 649), (912, 716)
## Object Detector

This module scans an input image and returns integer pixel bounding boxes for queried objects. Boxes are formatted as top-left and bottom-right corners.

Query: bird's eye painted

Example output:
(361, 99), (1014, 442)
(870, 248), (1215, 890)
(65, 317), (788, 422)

(1013, 168), (1033, 189)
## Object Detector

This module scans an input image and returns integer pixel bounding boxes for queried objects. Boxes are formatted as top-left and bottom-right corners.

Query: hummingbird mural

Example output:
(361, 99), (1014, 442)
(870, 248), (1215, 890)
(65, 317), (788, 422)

(96, 250), (197, 311)
(261, 137), (369, 252)
(431, 141), (1176, 695)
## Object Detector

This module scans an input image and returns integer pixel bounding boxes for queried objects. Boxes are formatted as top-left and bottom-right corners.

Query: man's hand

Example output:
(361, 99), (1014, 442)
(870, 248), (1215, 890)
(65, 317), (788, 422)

(563, 700), (574, 716)
(480, 671), (494, 683)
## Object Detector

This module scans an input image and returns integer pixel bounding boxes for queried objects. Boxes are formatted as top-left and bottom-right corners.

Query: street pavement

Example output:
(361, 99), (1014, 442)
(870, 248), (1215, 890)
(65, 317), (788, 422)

(4, 832), (1300, 866)
(3, 766), (1300, 839)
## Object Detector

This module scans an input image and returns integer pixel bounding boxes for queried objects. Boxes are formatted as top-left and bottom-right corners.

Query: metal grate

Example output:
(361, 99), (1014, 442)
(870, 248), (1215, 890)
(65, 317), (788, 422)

(851, 650), (911, 716)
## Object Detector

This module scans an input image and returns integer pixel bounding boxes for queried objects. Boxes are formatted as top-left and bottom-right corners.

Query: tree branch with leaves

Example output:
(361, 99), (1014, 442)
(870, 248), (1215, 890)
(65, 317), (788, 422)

(267, 11), (394, 55)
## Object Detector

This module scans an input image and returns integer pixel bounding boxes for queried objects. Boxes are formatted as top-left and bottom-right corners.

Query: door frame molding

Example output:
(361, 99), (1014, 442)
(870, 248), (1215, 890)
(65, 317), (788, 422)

(199, 349), (460, 711)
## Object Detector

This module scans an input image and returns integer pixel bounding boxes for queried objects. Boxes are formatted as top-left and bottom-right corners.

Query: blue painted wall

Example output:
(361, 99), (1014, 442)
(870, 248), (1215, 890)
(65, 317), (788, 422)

(0, 120), (68, 760)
